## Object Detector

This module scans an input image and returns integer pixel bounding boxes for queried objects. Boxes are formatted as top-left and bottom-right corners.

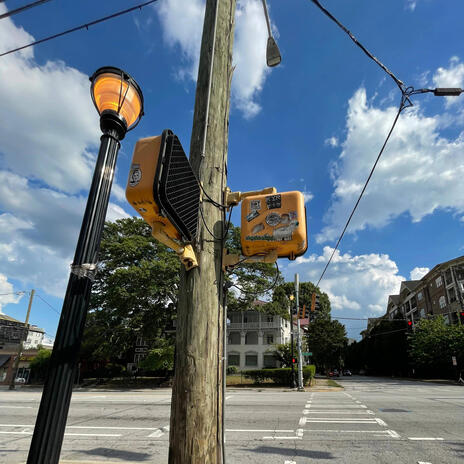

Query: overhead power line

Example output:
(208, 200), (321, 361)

(36, 293), (61, 316)
(0, 0), (53, 21)
(0, 0), (159, 58)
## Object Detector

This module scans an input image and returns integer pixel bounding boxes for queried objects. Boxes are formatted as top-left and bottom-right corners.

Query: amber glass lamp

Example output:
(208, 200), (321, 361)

(90, 66), (144, 139)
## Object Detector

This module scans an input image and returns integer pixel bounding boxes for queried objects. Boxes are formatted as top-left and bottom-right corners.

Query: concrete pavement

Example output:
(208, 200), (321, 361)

(0, 376), (462, 463)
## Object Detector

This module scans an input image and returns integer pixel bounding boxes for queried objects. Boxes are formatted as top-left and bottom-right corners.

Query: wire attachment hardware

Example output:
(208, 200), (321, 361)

(70, 263), (97, 280)
(224, 186), (277, 208)
(222, 249), (278, 271)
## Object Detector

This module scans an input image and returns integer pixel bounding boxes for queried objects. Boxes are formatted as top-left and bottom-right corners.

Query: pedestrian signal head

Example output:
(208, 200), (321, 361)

(240, 191), (308, 260)
(125, 130), (200, 243)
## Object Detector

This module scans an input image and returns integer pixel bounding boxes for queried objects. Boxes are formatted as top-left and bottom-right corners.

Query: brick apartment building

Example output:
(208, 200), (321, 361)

(365, 255), (464, 336)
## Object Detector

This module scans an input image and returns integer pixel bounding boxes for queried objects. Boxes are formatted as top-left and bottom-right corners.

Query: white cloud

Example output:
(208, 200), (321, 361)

(0, 274), (24, 314)
(433, 56), (464, 107)
(156, 0), (273, 118)
(410, 266), (429, 280)
(302, 191), (314, 204)
(325, 136), (339, 147)
(405, 0), (418, 11)
(0, 8), (130, 297)
(287, 247), (404, 318)
(317, 86), (464, 243)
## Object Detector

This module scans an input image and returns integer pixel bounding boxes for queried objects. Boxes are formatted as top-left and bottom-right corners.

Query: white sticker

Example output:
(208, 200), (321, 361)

(250, 199), (261, 211)
(129, 164), (142, 187)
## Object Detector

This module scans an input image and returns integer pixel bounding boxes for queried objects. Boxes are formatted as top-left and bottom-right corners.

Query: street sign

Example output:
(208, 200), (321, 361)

(135, 347), (148, 353)
(452, 356), (457, 366)
(303, 352), (312, 356)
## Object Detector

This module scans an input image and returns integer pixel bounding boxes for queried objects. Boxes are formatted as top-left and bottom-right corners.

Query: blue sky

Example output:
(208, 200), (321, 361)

(0, 0), (463, 341)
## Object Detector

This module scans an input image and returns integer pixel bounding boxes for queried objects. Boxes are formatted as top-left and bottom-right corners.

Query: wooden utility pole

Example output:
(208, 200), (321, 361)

(169, 1), (236, 463)
(9, 289), (35, 390)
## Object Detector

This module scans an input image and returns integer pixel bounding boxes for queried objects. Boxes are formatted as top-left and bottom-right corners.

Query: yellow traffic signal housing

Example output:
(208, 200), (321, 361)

(240, 191), (307, 260)
(125, 130), (200, 270)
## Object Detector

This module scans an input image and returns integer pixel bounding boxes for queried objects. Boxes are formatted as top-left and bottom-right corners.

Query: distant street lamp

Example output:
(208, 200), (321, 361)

(27, 67), (144, 464)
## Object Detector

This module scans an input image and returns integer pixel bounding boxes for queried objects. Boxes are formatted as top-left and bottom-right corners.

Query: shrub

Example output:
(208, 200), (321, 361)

(242, 366), (316, 385)
(226, 366), (238, 375)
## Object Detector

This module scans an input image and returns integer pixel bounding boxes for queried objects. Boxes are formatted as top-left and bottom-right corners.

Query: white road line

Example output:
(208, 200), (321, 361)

(0, 406), (33, 409)
(304, 411), (373, 414)
(298, 417), (306, 426)
(263, 436), (301, 440)
(227, 429), (294, 432)
(408, 437), (444, 441)
(367, 410), (375, 415)
(296, 428), (304, 438)
(304, 419), (378, 423)
(386, 430), (401, 438)
(148, 429), (164, 438)
(417, 461), (433, 464)
(375, 418), (388, 427)
(225, 396), (233, 400)
(0, 424), (161, 431)
(64, 433), (122, 437)
(284, 461), (296, 464)
(0, 431), (32, 435)
(303, 430), (392, 434)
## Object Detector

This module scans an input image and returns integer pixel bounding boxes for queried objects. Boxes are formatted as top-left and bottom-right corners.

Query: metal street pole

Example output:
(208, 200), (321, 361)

(289, 301), (296, 388)
(9, 289), (34, 390)
(295, 273), (304, 391)
(27, 68), (143, 464)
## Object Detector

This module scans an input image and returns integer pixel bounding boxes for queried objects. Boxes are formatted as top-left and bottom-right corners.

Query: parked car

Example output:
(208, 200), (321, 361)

(343, 369), (352, 376)
(15, 377), (26, 384)
(328, 369), (340, 377)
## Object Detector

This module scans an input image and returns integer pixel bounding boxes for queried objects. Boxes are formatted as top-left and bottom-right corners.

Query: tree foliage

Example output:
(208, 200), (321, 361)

(139, 338), (175, 373)
(409, 317), (464, 377)
(271, 342), (297, 368)
(307, 318), (346, 372)
(29, 348), (52, 381)
(82, 217), (180, 364)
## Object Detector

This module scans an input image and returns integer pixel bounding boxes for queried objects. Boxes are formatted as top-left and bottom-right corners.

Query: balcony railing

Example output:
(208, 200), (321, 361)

(228, 321), (282, 330)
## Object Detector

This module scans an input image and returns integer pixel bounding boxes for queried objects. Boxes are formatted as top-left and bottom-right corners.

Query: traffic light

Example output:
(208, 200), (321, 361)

(310, 292), (320, 312)
(240, 191), (308, 260)
(126, 130), (200, 269)
(297, 305), (305, 319)
(460, 311), (464, 324)
(292, 357), (297, 365)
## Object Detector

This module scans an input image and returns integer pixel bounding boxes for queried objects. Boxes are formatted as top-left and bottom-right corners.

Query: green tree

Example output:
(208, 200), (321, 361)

(139, 338), (175, 373)
(409, 317), (464, 378)
(224, 226), (284, 315)
(29, 348), (52, 381)
(307, 318), (347, 372)
(270, 341), (297, 367)
(83, 217), (180, 364)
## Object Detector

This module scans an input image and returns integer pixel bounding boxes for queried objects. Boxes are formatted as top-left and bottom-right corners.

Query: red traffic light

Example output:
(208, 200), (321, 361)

(407, 321), (412, 326)
(292, 358), (297, 364)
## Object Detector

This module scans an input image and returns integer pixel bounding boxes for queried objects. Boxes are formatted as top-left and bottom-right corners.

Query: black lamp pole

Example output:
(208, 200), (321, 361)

(27, 69), (142, 464)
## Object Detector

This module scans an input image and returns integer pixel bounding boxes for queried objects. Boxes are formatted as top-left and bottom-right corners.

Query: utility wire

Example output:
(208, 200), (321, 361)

(0, 0), (159, 57)
(36, 293), (61, 316)
(0, 291), (26, 296)
(310, 0), (404, 90)
(316, 95), (408, 287)
(0, 0), (53, 20)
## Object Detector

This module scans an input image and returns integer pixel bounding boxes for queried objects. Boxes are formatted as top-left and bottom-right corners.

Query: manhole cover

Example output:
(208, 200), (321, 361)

(379, 408), (410, 413)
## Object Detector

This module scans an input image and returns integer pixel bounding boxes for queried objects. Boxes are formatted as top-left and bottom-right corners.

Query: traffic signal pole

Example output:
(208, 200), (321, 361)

(295, 274), (304, 391)
(169, 1), (236, 463)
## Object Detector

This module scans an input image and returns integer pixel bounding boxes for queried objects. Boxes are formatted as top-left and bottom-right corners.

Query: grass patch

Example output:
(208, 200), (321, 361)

(326, 379), (342, 388)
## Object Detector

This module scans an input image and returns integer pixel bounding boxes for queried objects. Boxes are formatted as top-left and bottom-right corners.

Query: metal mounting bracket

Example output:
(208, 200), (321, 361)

(222, 248), (278, 271)
(224, 186), (277, 208)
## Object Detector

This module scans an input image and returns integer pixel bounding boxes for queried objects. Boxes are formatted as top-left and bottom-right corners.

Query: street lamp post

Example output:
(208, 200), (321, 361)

(27, 67), (143, 464)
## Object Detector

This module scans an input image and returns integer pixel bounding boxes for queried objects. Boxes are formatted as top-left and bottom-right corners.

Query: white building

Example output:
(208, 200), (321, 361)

(23, 325), (45, 350)
(226, 306), (291, 370)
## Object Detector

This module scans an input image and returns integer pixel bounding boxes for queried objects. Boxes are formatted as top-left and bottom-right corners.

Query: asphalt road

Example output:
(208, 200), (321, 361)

(0, 376), (463, 463)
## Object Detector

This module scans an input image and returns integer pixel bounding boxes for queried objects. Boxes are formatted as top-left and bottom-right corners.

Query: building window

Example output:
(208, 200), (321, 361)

(265, 334), (274, 345)
(436, 276), (443, 287)
(417, 292), (423, 301)
(245, 331), (258, 345)
(448, 287), (457, 303)
(228, 332), (241, 345)
(229, 312), (241, 323)
(439, 296), (446, 309)
(228, 353), (240, 366)
(263, 355), (276, 368)
(134, 353), (145, 364)
(267, 316), (273, 323)
(445, 269), (452, 286)
(420, 308), (426, 318)
(245, 354), (258, 366)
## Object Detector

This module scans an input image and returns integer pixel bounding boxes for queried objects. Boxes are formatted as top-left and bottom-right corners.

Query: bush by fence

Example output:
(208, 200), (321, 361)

(242, 366), (316, 385)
